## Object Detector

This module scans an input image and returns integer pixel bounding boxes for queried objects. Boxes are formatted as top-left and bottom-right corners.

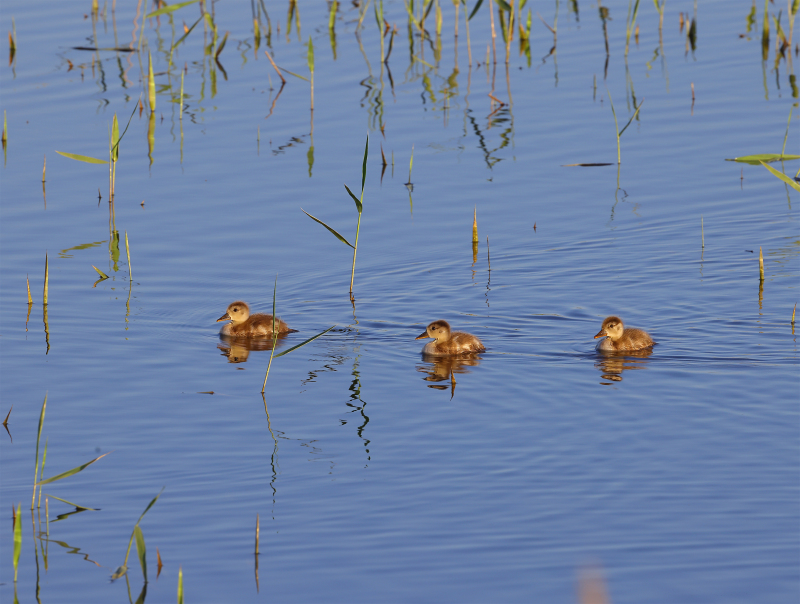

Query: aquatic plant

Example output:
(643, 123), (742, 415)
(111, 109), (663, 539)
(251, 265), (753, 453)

(302, 135), (369, 300)
(110, 487), (165, 582)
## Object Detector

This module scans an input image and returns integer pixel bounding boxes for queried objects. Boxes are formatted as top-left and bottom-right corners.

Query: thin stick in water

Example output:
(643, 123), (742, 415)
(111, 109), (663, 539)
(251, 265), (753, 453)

(42, 155), (46, 182)
(43, 253), (49, 306)
(759, 247), (764, 282)
(255, 514), (260, 554)
(701, 216), (704, 248)
(472, 207), (478, 243)
(26, 274), (32, 304)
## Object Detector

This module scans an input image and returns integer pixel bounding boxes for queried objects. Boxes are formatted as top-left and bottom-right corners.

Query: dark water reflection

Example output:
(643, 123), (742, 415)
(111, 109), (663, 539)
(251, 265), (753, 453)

(594, 348), (655, 383)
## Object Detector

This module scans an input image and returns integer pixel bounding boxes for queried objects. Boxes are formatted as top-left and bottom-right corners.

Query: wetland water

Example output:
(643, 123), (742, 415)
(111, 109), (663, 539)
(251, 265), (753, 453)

(1, 0), (798, 602)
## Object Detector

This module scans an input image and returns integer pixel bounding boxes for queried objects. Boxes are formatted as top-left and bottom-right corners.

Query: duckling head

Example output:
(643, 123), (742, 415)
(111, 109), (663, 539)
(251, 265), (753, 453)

(217, 301), (251, 325)
(594, 316), (624, 341)
(416, 320), (452, 342)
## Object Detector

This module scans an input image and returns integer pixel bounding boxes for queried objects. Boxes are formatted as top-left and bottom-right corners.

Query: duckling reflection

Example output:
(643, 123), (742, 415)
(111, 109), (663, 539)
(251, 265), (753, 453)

(217, 301), (294, 337)
(593, 316), (655, 352)
(594, 347), (654, 382)
(415, 320), (485, 355)
(416, 353), (482, 395)
(217, 332), (293, 363)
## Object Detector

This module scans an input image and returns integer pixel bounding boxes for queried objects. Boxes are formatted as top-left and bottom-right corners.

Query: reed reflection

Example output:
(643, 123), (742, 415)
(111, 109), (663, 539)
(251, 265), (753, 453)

(217, 332), (292, 364)
(594, 348), (654, 383)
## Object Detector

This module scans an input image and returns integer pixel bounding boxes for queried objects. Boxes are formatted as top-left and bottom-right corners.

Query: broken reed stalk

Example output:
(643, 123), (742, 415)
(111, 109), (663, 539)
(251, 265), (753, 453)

(42, 155), (46, 182)
(758, 247), (764, 281)
(255, 514), (260, 554)
(264, 50), (286, 84)
(472, 207), (479, 243)
(486, 235), (491, 270)
(26, 274), (32, 304)
(43, 253), (49, 306)
(701, 216), (704, 248)
(792, 303), (796, 325)
(307, 36), (314, 113)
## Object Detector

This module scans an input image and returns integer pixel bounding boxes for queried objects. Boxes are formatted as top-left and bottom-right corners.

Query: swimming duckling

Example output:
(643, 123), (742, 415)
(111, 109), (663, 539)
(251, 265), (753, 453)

(594, 316), (654, 352)
(415, 320), (485, 355)
(217, 301), (293, 337)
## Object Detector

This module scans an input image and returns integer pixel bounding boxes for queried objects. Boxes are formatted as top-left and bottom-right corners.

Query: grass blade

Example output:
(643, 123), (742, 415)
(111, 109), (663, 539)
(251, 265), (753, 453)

(344, 184), (362, 213)
(301, 209), (354, 248)
(261, 276), (279, 393)
(360, 134), (369, 193)
(92, 265), (109, 279)
(148, 53), (156, 112)
(13, 502), (21, 581)
(274, 325), (336, 358)
(146, 0), (201, 18)
(760, 160), (800, 191)
(31, 394), (47, 509)
(37, 452), (110, 485)
(177, 566), (184, 604)
(45, 494), (99, 510)
(55, 151), (108, 164)
(134, 525), (148, 583)
(727, 153), (800, 164)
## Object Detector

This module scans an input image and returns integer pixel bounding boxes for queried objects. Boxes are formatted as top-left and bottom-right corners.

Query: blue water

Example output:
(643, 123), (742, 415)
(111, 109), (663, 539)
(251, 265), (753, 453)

(1, 0), (797, 602)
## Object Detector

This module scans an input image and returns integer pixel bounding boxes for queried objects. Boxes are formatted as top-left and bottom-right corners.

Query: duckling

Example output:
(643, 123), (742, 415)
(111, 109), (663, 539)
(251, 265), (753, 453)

(415, 320), (485, 355)
(594, 316), (654, 352)
(217, 301), (293, 337)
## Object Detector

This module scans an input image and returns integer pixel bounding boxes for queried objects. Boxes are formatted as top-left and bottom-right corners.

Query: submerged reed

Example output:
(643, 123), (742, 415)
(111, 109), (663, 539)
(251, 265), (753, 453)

(759, 247), (764, 281)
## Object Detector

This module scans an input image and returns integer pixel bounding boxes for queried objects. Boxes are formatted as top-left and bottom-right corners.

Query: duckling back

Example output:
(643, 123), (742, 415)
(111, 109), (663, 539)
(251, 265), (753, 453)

(221, 313), (291, 337)
(596, 327), (654, 352)
(422, 331), (485, 356)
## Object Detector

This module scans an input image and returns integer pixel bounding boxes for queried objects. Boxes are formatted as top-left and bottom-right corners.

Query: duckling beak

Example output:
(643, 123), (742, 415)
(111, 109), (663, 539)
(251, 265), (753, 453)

(593, 329), (606, 339)
(217, 312), (231, 323)
(415, 330), (431, 340)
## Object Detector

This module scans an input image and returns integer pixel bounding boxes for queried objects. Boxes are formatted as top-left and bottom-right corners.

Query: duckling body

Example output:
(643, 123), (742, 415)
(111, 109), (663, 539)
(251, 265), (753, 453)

(594, 316), (654, 352)
(217, 301), (293, 337)
(415, 320), (485, 355)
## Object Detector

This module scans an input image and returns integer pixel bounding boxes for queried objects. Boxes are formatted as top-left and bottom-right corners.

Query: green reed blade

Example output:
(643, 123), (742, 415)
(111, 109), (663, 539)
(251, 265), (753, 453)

(760, 161), (800, 191)
(261, 277), (279, 393)
(274, 325), (336, 358)
(177, 566), (184, 604)
(55, 151), (108, 164)
(146, 0), (201, 18)
(36, 452), (110, 486)
(124, 488), (165, 568)
(301, 209), (354, 248)
(216, 31), (229, 59)
(360, 134), (369, 193)
(31, 393), (47, 509)
(134, 525), (148, 583)
(307, 36), (314, 72)
(172, 15), (203, 50)
(617, 98), (644, 138)
(13, 502), (21, 581)
(344, 184), (362, 213)
(92, 265), (109, 279)
(111, 114), (119, 162)
(45, 494), (99, 510)
(279, 66), (309, 81)
(782, 107), (792, 156)
(125, 232), (132, 281)
(38, 438), (48, 507)
(728, 153), (800, 164)
(148, 53), (156, 112)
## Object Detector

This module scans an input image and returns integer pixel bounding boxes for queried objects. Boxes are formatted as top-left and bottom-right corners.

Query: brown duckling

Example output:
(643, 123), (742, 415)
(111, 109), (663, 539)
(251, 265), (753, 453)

(415, 320), (485, 355)
(594, 316), (654, 352)
(217, 301), (293, 337)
